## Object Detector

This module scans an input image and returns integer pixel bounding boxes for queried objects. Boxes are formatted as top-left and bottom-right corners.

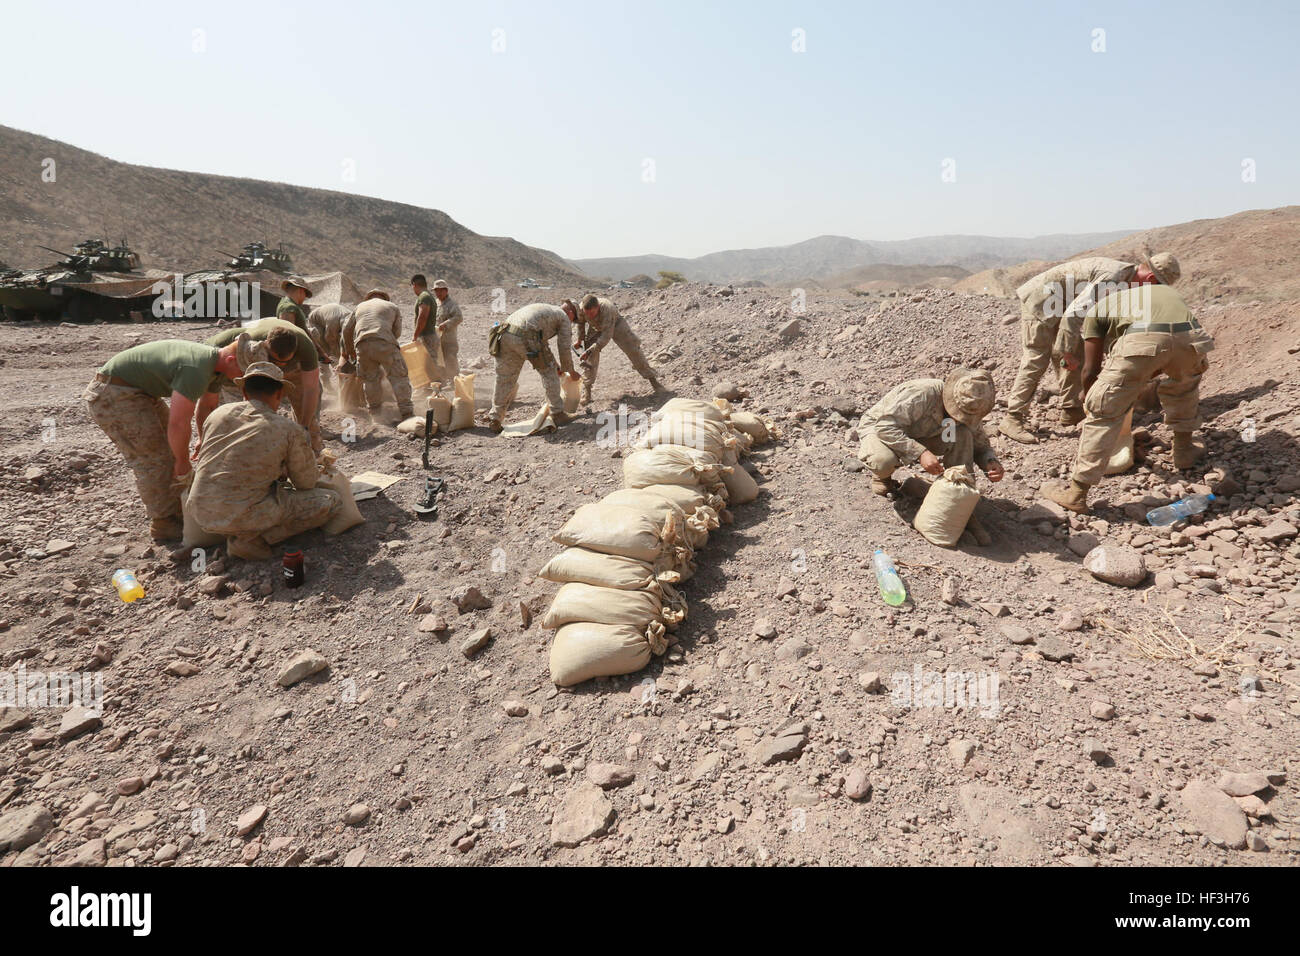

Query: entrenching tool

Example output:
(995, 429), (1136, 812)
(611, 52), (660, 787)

(414, 409), (445, 517)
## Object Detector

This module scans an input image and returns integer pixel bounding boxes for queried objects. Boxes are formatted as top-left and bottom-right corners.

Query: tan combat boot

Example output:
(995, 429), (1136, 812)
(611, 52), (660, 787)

(227, 534), (273, 561)
(150, 516), (184, 542)
(998, 414), (1038, 444)
(1172, 432), (1205, 470)
(1059, 407), (1085, 426)
(870, 475), (900, 496)
(1042, 479), (1092, 515)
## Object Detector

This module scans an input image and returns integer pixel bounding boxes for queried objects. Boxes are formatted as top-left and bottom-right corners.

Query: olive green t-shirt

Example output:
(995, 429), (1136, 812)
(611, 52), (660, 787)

(206, 317), (319, 371)
(1082, 284), (1195, 352)
(414, 291), (437, 337)
(100, 340), (222, 402)
(276, 296), (309, 331)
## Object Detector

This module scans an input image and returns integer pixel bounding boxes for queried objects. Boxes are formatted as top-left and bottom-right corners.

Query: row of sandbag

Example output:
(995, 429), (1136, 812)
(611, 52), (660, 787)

(541, 397), (775, 686)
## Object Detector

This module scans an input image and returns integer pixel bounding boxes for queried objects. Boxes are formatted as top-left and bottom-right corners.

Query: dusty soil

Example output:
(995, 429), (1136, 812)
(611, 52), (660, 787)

(1, 281), (1296, 867)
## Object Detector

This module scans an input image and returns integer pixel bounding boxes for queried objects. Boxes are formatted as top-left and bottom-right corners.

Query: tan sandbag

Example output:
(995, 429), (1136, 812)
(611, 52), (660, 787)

(552, 502), (687, 565)
(622, 444), (730, 494)
(338, 372), (366, 411)
(450, 397), (475, 431)
(660, 397), (728, 425)
(181, 487), (223, 549)
(541, 581), (685, 630)
(502, 404), (556, 437)
(396, 415), (427, 436)
(427, 392), (453, 430)
(562, 375), (581, 414)
(603, 487), (717, 549)
(1104, 407), (1135, 476)
(453, 373), (475, 403)
(728, 411), (773, 445)
(549, 620), (668, 686)
(638, 483), (727, 515)
(641, 412), (739, 460)
(400, 341), (434, 389)
(913, 467), (980, 548)
(318, 466), (365, 535)
(538, 547), (675, 590)
(721, 462), (760, 505)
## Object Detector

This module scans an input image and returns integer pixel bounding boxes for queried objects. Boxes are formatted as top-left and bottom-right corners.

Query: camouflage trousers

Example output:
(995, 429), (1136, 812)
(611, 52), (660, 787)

(203, 484), (341, 551)
(357, 337), (413, 416)
(490, 332), (562, 422)
(440, 329), (460, 379)
(858, 426), (977, 479)
(1072, 331), (1211, 486)
(580, 319), (655, 394)
(85, 380), (181, 522)
(1006, 308), (1083, 418)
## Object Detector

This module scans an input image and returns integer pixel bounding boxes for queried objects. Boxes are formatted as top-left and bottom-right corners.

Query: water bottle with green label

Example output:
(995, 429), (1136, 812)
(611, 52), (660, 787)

(873, 550), (907, 606)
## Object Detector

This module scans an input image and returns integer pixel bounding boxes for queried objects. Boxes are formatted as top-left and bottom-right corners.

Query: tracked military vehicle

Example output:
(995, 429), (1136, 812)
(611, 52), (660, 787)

(0, 239), (160, 321)
(217, 241), (294, 274)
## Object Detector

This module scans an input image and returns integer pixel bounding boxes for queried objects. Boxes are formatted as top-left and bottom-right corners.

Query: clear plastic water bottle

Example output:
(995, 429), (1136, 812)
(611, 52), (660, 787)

(112, 569), (144, 603)
(873, 549), (907, 606)
(1146, 493), (1216, 527)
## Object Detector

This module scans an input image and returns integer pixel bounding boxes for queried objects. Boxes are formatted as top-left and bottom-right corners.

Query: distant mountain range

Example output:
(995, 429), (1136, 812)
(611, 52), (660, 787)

(571, 231), (1137, 286)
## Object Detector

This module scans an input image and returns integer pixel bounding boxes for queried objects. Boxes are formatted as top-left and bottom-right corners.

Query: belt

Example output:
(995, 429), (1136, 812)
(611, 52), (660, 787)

(93, 373), (131, 387)
(1123, 320), (1200, 334)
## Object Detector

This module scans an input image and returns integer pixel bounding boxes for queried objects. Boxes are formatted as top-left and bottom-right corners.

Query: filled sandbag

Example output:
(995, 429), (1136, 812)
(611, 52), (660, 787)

(539, 547), (675, 590)
(1105, 407), (1135, 476)
(396, 415), (428, 436)
(549, 620), (668, 686)
(562, 375), (581, 414)
(641, 412), (739, 460)
(622, 444), (730, 494)
(552, 502), (688, 565)
(181, 487), (223, 549)
(318, 466), (365, 535)
(427, 392), (453, 431)
(400, 341), (435, 389)
(721, 462), (760, 505)
(728, 411), (773, 445)
(540, 581), (685, 630)
(660, 397), (728, 425)
(603, 487), (718, 549)
(638, 483), (727, 515)
(449, 373), (476, 430)
(913, 467), (980, 547)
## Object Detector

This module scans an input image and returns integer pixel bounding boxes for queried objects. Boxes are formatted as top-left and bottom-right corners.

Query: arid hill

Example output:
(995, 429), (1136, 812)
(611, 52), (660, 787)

(0, 125), (585, 290)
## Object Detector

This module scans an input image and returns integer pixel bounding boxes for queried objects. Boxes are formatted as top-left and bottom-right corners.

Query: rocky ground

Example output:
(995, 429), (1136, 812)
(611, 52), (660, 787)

(0, 281), (1296, 867)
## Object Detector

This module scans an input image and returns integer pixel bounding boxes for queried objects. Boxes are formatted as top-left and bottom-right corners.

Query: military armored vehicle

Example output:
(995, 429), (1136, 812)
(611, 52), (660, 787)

(217, 241), (294, 275)
(0, 239), (159, 321)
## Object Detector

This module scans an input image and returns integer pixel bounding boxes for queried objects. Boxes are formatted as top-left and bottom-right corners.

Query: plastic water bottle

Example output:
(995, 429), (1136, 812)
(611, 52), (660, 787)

(1146, 493), (1216, 527)
(873, 550), (907, 606)
(112, 569), (144, 603)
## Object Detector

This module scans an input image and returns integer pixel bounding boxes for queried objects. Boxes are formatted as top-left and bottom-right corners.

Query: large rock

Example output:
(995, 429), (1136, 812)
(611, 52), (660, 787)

(1082, 546), (1147, 587)
(753, 722), (809, 765)
(58, 707), (102, 741)
(1180, 780), (1248, 849)
(587, 763), (635, 789)
(1217, 772), (1271, 797)
(276, 649), (328, 688)
(550, 784), (615, 847)
(451, 585), (492, 613)
(0, 804), (53, 853)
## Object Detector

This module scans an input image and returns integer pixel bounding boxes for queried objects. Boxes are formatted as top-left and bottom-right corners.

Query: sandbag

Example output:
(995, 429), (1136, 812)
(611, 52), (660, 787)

(541, 581), (685, 630)
(603, 487), (718, 549)
(913, 467), (980, 548)
(721, 462), (760, 505)
(562, 375), (581, 414)
(400, 341), (435, 389)
(1105, 407), (1135, 476)
(728, 411), (773, 445)
(448, 373), (476, 430)
(501, 404), (556, 438)
(181, 487), (223, 549)
(538, 547), (672, 590)
(641, 412), (739, 460)
(318, 467), (365, 535)
(622, 444), (730, 494)
(549, 620), (668, 686)
(396, 415), (427, 436)
(338, 372), (366, 411)
(453, 373), (475, 403)
(660, 397), (728, 425)
(552, 502), (687, 565)
(638, 483), (727, 515)
(427, 392), (453, 430)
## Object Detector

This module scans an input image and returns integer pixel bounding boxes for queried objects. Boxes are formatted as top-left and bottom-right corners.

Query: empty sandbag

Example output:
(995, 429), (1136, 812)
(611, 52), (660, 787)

(318, 466), (365, 534)
(549, 620), (668, 686)
(540, 581), (685, 630)
(400, 341), (435, 390)
(539, 547), (673, 590)
(1105, 407), (1135, 476)
(622, 444), (730, 494)
(913, 466), (980, 548)
(562, 375), (581, 414)
(721, 461), (760, 504)
(553, 502), (687, 565)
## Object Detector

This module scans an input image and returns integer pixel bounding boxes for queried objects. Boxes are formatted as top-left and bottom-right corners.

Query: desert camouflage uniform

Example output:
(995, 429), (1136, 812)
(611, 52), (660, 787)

(343, 298), (413, 417)
(857, 378), (995, 479)
(308, 304), (351, 391)
(1071, 285), (1214, 485)
(490, 304), (571, 422)
(436, 294), (464, 378)
(580, 297), (656, 396)
(208, 318), (322, 445)
(189, 399), (340, 551)
(1008, 256), (1136, 418)
(84, 381), (180, 522)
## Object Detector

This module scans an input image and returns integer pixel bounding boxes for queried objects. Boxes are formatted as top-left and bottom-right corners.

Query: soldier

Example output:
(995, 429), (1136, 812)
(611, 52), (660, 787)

(857, 368), (1005, 544)
(206, 317), (323, 452)
(999, 255), (1155, 444)
(277, 277), (312, 331)
(85, 335), (255, 540)
(342, 289), (414, 423)
(189, 362), (341, 561)
(1042, 271), (1213, 516)
(432, 279), (464, 379)
(410, 274), (440, 381)
(306, 302), (352, 392)
(575, 294), (663, 405)
(487, 301), (579, 432)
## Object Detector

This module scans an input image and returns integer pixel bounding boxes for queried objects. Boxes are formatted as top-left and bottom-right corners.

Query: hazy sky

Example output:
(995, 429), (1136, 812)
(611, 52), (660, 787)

(1, 0), (1296, 259)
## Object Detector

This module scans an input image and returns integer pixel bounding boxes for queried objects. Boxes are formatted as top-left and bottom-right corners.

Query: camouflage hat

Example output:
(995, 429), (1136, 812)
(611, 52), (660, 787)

(432, 279), (449, 290)
(281, 276), (311, 294)
(1141, 250), (1180, 286)
(363, 289), (390, 301)
(234, 361), (285, 387)
(234, 332), (266, 373)
(942, 368), (996, 428)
